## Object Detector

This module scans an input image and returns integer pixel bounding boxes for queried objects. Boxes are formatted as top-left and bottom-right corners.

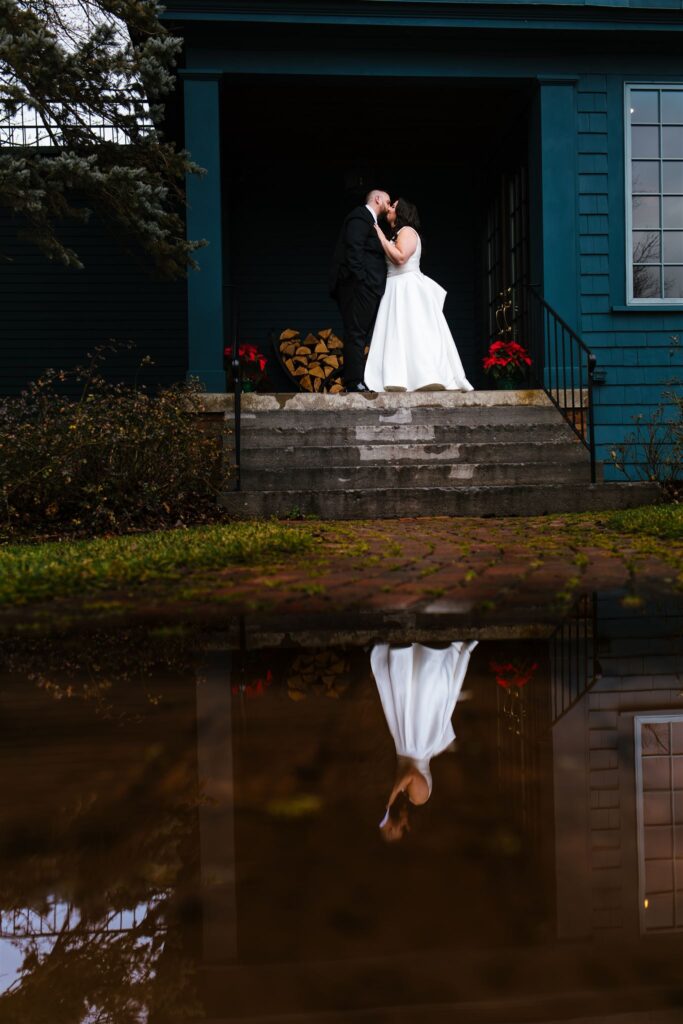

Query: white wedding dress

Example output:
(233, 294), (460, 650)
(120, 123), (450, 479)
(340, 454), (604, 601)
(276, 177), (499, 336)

(371, 641), (478, 802)
(364, 229), (474, 393)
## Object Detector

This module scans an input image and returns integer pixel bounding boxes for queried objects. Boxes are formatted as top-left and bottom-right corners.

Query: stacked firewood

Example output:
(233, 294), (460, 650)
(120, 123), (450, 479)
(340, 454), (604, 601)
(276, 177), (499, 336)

(276, 328), (346, 393)
(287, 650), (350, 700)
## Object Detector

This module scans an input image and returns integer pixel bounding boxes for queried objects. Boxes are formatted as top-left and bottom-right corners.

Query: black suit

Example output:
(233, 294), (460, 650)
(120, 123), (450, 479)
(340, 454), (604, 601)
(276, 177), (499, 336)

(330, 206), (387, 388)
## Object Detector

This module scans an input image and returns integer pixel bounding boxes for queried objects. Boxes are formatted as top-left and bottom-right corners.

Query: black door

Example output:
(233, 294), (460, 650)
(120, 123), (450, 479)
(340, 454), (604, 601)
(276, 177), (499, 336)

(484, 160), (531, 348)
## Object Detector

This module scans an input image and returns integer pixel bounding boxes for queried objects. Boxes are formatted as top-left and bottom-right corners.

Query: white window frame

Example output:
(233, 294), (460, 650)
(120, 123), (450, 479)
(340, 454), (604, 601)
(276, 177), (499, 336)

(625, 83), (683, 306)
(634, 712), (683, 935)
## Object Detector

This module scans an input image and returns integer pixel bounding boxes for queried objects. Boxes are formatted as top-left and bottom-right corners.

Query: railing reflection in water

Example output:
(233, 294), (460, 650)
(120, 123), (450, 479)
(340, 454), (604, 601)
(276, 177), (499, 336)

(0, 896), (166, 940)
(550, 592), (599, 726)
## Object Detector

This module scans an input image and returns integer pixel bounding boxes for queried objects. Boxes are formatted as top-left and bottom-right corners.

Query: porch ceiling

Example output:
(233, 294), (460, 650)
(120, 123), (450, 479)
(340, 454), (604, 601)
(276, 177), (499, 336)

(223, 76), (533, 166)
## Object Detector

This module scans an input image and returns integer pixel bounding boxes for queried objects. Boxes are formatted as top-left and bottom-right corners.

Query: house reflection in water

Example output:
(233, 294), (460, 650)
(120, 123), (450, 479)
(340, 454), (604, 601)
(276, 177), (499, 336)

(552, 594), (683, 941)
(0, 592), (681, 1019)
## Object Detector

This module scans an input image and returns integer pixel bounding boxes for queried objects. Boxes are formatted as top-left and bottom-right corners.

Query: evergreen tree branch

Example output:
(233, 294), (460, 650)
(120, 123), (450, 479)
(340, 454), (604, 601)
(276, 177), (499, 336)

(0, 0), (204, 277)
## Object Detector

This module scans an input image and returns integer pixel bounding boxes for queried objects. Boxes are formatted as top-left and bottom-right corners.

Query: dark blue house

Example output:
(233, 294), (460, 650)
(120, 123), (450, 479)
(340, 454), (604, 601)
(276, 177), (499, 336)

(4, 0), (683, 484)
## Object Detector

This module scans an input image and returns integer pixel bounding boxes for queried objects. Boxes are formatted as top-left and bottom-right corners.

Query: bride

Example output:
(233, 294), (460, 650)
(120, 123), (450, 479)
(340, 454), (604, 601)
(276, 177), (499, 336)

(372, 640), (478, 841)
(364, 198), (473, 393)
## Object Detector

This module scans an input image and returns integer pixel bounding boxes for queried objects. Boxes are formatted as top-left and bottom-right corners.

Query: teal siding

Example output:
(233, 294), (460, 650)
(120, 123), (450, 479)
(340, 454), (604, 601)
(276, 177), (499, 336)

(572, 74), (683, 479)
(538, 79), (580, 329)
(0, 208), (187, 395)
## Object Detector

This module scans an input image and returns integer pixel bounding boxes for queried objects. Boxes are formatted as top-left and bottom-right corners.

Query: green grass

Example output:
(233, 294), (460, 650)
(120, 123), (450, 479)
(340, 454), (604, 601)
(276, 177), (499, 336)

(4, 502), (682, 610)
(0, 521), (315, 605)
(607, 503), (683, 540)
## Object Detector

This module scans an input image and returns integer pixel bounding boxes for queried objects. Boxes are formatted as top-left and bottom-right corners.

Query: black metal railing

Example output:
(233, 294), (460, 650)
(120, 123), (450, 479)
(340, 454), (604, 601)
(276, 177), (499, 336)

(228, 289), (242, 492)
(496, 285), (598, 483)
(550, 593), (600, 726)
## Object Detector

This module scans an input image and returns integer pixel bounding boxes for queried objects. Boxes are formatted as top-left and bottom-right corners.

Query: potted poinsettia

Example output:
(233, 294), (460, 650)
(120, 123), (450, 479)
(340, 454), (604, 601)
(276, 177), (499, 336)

(232, 668), (273, 698)
(492, 658), (539, 736)
(490, 659), (539, 690)
(483, 339), (532, 389)
(224, 343), (269, 392)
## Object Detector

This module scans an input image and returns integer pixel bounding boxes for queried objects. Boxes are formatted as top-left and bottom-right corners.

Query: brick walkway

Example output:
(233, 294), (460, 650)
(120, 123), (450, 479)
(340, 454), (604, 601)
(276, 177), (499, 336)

(122, 515), (682, 627)
(197, 514), (673, 602)
(3, 515), (681, 634)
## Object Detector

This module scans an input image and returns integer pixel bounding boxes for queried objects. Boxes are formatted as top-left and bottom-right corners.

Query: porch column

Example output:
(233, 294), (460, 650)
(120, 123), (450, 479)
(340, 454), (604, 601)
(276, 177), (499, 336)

(183, 71), (226, 392)
(537, 77), (579, 330)
(196, 650), (237, 963)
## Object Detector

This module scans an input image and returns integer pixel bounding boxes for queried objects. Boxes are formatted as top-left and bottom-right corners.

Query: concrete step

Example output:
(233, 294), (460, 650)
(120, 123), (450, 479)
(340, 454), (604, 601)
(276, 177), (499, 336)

(238, 422), (576, 448)
(219, 482), (659, 520)
(238, 405), (567, 429)
(206, 389), (565, 414)
(231, 440), (585, 468)
(240, 459), (595, 490)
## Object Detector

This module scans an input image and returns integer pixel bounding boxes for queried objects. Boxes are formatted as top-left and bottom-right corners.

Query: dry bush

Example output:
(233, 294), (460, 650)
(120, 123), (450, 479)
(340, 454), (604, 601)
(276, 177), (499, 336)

(0, 346), (227, 541)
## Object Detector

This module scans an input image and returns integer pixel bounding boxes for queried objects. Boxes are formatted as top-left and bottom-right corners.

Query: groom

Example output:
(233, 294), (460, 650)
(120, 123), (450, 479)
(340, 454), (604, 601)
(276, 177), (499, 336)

(330, 189), (391, 392)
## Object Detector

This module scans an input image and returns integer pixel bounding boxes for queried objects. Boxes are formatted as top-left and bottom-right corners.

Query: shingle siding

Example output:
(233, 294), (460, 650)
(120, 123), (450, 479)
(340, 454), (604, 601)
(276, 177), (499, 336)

(583, 596), (683, 935)
(573, 74), (683, 480)
(0, 207), (188, 395)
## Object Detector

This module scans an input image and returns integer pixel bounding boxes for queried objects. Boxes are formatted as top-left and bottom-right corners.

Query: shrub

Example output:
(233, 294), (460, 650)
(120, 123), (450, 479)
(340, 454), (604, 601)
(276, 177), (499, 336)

(610, 387), (683, 499)
(607, 503), (683, 540)
(0, 346), (227, 541)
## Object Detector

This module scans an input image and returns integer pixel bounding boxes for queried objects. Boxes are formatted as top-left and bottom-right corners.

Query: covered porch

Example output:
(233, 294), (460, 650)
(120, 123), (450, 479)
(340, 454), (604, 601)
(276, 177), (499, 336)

(181, 66), (579, 393)
(221, 74), (532, 392)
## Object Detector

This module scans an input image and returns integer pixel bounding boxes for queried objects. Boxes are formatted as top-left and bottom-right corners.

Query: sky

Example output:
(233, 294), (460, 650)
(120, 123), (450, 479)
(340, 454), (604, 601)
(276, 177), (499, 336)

(1, 1), (136, 146)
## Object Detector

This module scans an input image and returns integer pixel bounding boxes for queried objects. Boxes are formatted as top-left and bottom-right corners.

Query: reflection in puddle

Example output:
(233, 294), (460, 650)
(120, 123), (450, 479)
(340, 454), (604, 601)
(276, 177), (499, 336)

(373, 641), (478, 838)
(0, 898), (165, 1001)
(1, 591), (682, 1021)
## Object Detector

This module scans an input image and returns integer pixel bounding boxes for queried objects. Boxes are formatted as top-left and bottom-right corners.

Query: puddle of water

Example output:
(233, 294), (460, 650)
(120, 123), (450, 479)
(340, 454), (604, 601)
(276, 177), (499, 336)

(1, 590), (682, 1022)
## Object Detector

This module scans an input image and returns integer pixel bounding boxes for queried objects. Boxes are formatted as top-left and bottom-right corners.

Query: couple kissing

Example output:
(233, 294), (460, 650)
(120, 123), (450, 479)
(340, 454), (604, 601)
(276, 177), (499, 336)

(329, 189), (473, 395)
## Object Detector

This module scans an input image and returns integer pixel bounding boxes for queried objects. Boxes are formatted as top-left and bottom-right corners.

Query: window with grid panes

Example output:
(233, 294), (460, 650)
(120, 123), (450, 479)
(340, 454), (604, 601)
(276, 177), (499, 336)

(627, 85), (683, 303)
(635, 715), (683, 933)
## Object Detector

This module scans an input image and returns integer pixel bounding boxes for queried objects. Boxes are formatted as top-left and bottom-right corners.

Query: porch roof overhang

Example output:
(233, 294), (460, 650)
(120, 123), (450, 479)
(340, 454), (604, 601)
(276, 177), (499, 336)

(161, 0), (683, 33)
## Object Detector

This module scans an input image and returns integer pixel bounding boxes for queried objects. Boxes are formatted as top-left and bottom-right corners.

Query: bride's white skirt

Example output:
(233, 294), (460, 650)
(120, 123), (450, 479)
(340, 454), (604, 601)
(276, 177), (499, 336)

(364, 270), (473, 393)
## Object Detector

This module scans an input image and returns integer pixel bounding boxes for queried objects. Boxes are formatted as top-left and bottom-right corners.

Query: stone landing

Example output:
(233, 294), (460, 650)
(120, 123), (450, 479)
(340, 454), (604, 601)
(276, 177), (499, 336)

(209, 390), (659, 519)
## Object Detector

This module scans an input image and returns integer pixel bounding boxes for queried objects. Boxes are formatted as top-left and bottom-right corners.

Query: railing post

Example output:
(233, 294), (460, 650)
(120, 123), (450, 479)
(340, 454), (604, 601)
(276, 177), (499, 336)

(587, 353), (597, 485)
(232, 354), (241, 492)
(230, 289), (242, 492)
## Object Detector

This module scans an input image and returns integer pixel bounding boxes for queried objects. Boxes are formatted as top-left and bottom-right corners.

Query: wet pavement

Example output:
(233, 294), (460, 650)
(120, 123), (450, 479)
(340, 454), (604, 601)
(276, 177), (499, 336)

(3, 515), (682, 639)
(0, 584), (682, 1022)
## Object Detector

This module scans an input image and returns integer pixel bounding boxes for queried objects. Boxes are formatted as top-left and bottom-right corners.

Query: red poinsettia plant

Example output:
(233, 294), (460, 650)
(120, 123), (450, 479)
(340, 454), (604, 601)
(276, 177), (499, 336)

(490, 659), (539, 690)
(482, 339), (532, 384)
(224, 343), (269, 392)
(232, 668), (274, 699)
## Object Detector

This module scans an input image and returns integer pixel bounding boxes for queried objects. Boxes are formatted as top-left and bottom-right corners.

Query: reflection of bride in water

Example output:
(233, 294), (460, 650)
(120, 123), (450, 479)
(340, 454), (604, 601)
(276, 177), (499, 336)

(371, 641), (478, 841)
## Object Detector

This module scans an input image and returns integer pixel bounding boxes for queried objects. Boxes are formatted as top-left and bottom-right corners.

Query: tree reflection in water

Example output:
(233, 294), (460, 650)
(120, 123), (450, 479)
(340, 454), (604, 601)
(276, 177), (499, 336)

(0, 625), (204, 1024)
(0, 897), (197, 1024)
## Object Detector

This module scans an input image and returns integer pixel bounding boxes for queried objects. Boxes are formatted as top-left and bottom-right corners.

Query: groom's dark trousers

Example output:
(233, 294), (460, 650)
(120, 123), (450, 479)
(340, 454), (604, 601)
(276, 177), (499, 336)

(330, 206), (387, 388)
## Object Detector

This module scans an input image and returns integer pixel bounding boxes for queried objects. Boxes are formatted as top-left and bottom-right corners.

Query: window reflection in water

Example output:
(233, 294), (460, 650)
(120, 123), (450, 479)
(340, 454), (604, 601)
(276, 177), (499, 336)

(636, 717), (683, 933)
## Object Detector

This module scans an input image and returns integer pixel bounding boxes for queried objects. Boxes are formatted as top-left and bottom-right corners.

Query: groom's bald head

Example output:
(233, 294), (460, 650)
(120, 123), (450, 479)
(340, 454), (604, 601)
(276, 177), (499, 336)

(366, 189), (391, 215)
